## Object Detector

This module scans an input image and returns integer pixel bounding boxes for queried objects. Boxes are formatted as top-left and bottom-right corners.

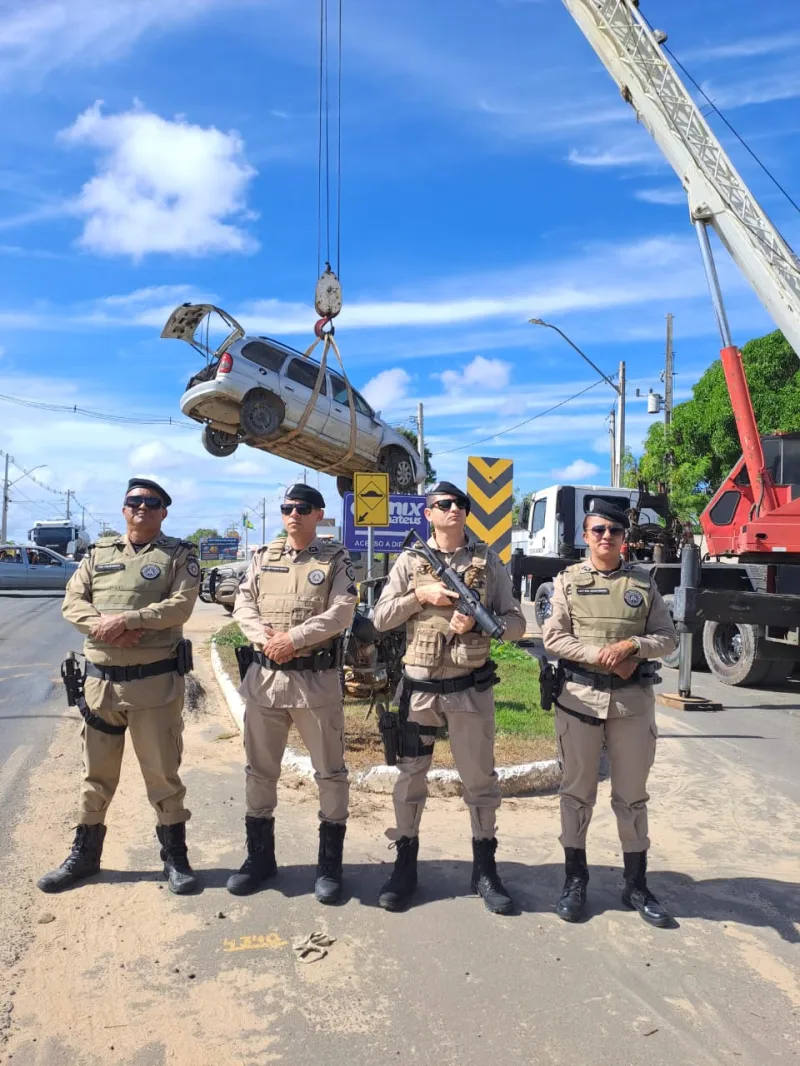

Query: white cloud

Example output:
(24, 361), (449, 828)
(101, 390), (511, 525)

(129, 440), (186, 471)
(553, 458), (601, 481)
(567, 145), (663, 169)
(635, 187), (686, 206)
(682, 33), (800, 62)
(700, 72), (800, 109)
(59, 102), (258, 258)
(440, 355), (511, 393)
(361, 367), (411, 413)
(0, 0), (260, 85)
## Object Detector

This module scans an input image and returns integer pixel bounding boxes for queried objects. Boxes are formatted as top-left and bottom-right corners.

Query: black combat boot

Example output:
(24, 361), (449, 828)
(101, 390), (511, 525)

(315, 821), (347, 904)
(226, 816), (277, 896)
(555, 847), (589, 922)
(156, 823), (200, 895)
(378, 836), (419, 911)
(37, 824), (106, 893)
(471, 837), (514, 915)
(621, 850), (671, 928)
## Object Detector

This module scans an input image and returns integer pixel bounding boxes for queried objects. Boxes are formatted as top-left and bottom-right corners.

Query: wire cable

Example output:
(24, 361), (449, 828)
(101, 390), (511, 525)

(0, 392), (195, 429)
(431, 378), (607, 456)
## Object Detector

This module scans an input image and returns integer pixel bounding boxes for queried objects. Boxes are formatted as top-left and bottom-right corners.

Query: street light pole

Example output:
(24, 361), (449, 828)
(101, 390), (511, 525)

(529, 318), (624, 487)
(1, 453), (9, 543)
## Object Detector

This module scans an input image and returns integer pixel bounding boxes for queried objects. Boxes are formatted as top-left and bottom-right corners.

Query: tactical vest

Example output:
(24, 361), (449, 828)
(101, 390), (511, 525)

(84, 535), (188, 659)
(564, 562), (652, 644)
(256, 537), (345, 651)
(404, 542), (491, 670)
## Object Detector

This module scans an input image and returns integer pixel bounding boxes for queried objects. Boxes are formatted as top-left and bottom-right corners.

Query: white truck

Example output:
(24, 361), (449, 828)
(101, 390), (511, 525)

(28, 521), (91, 561)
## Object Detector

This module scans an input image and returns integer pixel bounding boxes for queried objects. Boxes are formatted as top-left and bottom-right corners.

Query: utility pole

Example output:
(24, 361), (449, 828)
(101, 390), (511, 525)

(260, 497), (266, 545)
(608, 408), (616, 487)
(81, 506), (85, 531)
(616, 361), (626, 488)
(664, 312), (674, 427)
(416, 402), (426, 493)
(1, 453), (9, 543)
(65, 490), (72, 521)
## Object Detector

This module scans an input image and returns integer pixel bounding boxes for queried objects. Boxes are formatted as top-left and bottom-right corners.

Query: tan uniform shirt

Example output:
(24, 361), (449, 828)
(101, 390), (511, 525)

(62, 533), (200, 710)
(543, 563), (677, 719)
(234, 537), (357, 709)
(374, 537), (526, 714)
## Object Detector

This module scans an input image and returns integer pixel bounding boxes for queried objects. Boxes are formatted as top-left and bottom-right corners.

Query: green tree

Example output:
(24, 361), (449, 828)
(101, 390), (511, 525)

(635, 329), (800, 521)
(187, 527), (219, 545)
(398, 428), (437, 487)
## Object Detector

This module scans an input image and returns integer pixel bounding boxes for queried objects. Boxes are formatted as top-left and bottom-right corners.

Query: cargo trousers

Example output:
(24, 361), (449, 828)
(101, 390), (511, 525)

(555, 701), (658, 853)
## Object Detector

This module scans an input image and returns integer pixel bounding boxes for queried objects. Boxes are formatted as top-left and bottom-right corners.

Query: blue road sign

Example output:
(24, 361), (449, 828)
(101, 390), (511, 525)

(199, 536), (240, 562)
(342, 493), (429, 552)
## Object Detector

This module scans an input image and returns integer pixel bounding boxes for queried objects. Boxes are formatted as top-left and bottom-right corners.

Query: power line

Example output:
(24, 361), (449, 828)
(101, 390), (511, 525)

(431, 379), (607, 456)
(0, 391), (195, 429)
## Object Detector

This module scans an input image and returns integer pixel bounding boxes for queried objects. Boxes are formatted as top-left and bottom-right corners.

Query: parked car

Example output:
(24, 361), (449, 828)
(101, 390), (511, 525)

(0, 545), (80, 591)
(162, 303), (423, 496)
(207, 561), (248, 614)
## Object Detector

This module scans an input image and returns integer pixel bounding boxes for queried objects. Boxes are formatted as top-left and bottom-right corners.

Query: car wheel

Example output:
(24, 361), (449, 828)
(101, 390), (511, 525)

(202, 425), (239, 457)
(240, 389), (284, 438)
(380, 447), (417, 493)
(337, 476), (354, 498)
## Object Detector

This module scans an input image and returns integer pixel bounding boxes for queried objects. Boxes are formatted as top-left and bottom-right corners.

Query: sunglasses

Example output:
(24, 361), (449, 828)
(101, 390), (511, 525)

(280, 502), (314, 516)
(124, 495), (163, 510)
(431, 497), (469, 512)
(587, 524), (625, 538)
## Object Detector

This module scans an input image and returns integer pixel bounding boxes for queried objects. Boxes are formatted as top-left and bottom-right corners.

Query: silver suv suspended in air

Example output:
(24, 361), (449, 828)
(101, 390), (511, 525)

(163, 303), (423, 496)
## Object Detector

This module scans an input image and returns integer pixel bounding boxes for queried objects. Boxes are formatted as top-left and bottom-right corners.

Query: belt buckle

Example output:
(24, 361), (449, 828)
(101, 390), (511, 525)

(441, 678), (456, 695)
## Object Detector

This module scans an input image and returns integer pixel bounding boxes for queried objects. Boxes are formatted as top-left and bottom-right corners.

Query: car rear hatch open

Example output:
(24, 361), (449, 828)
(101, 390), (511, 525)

(162, 303), (246, 389)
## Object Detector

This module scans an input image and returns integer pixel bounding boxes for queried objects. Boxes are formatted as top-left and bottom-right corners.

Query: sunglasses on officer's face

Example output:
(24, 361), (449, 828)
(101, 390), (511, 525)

(430, 497), (469, 512)
(587, 524), (625, 538)
(124, 495), (163, 510)
(280, 503), (314, 516)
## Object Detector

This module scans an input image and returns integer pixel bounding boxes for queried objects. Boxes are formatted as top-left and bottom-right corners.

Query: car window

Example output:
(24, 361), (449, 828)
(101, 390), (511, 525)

(0, 548), (23, 564)
(241, 340), (286, 373)
(286, 359), (327, 395)
(41, 551), (62, 566)
(329, 373), (373, 417)
(532, 499), (547, 534)
(26, 549), (41, 565)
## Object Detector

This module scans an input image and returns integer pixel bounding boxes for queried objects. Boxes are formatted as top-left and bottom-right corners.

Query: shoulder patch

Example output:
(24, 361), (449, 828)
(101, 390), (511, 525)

(186, 557), (200, 579)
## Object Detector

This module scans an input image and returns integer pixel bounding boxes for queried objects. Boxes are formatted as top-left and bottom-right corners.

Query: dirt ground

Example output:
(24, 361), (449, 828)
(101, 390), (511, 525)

(1, 606), (798, 1066)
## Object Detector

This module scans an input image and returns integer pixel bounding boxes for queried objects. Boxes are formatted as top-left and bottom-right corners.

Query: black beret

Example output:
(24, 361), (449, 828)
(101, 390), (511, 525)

(427, 481), (470, 515)
(284, 483), (325, 509)
(127, 478), (172, 508)
(585, 498), (630, 529)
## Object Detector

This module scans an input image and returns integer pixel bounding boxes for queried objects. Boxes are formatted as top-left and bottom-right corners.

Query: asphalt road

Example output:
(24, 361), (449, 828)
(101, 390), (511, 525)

(0, 602), (797, 1066)
(0, 593), (73, 854)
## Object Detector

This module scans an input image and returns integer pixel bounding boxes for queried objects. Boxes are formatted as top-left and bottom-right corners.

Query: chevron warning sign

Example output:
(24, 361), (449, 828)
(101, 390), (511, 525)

(466, 456), (514, 564)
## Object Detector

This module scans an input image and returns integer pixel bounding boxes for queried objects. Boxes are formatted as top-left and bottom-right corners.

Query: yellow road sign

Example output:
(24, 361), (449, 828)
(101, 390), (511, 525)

(354, 472), (390, 526)
(467, 456), (514, 563)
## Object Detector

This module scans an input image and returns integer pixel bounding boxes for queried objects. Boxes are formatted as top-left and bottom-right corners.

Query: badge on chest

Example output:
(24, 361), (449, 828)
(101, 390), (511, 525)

(624, 589), (645, 607)
(140, 563), (162, 580)
(308, 569), (326, 586)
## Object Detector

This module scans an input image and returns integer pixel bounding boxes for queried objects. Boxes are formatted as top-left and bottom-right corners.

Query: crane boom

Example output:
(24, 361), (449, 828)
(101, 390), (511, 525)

(561, 0), (800, 356)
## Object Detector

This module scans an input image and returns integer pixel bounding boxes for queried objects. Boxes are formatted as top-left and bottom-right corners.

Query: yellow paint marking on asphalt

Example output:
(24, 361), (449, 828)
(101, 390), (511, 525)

(223, 933), (288, 952)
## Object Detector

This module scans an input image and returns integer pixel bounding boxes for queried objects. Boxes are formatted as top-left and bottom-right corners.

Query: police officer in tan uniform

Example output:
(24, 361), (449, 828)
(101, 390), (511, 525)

(373, 481), (526, 914)
(38, 478), (201, 895)
(229, 484), (357, 904)
(543, 501), (677, 926)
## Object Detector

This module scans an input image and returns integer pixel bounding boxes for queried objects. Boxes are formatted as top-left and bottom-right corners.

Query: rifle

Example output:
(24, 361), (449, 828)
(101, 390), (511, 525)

(401, 529), (505, 640)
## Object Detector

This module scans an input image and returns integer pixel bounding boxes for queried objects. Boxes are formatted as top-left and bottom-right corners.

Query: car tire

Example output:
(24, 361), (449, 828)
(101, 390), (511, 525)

(202, 425), (239, 457)
(701, 621), (771, 686)
(240, 389), (284, 439)
(379, 447), (417, 493)
(337, 476), (354, 498)
(533, 582), (554, 628)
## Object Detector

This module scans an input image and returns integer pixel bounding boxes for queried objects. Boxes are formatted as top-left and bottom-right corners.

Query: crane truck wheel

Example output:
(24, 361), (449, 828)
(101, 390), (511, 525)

(533, 582), (554, 628)
(702, 621), (771, 686)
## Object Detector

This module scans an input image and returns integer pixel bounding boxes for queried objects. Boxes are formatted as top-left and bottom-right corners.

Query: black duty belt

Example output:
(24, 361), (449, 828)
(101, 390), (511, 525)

(252, 640), (343, 673)
(86, 657), (179, 683)
(561, 660), (659, 691)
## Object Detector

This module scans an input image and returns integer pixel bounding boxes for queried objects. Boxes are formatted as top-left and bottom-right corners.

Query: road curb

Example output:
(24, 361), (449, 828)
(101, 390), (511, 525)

(210, 636), (561, 797)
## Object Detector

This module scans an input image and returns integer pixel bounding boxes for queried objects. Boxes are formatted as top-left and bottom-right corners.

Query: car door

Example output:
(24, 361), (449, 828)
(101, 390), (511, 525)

(0, 547), (27, 589)
(324, 372), (381, 462)
(279, 358), (330, 438)
(26, 548), (63, 589)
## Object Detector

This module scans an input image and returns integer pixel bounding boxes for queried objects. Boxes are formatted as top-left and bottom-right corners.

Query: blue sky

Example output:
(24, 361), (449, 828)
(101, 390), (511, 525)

(1, 0), (799, 542)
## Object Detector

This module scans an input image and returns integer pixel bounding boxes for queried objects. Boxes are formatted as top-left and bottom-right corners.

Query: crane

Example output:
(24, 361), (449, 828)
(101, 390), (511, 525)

(560, 0), (800, 559)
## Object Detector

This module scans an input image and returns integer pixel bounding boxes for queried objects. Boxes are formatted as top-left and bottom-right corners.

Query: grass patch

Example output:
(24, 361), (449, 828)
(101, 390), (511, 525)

(212, 624), (555, 769)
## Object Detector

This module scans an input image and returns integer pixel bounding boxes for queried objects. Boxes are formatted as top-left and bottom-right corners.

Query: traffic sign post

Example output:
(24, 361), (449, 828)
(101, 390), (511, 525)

(352, 473), (389, 606)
